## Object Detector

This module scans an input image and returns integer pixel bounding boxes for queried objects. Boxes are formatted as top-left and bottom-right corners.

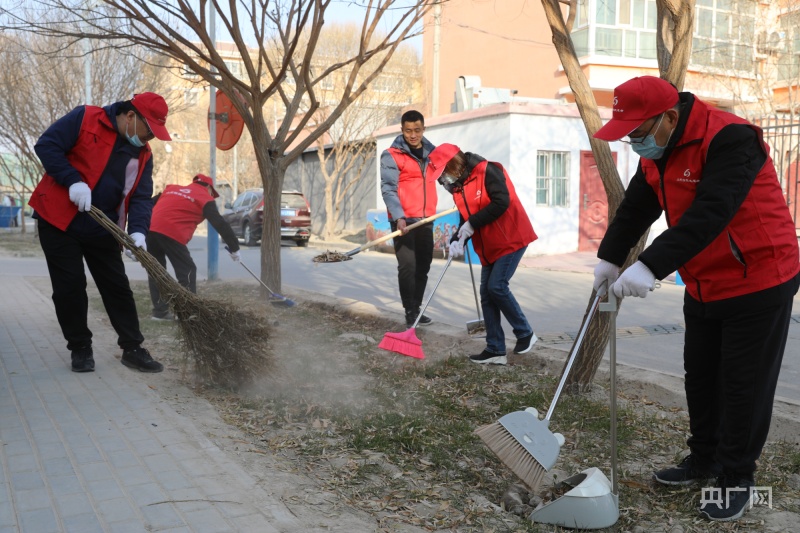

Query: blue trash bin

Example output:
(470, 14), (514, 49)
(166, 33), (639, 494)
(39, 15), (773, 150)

(0, 206), (21, 228)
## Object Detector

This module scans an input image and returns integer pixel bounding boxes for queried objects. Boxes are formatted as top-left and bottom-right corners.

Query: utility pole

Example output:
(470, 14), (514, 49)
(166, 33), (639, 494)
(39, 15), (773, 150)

(207, 6), (219, 280)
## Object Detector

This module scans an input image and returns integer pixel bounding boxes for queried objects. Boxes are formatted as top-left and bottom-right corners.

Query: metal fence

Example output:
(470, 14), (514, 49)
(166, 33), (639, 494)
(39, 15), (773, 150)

(756, 117), (800, 231)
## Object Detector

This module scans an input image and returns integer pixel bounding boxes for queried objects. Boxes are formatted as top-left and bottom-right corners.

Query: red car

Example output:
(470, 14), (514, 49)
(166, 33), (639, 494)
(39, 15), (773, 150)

(222, 189), (311, 247)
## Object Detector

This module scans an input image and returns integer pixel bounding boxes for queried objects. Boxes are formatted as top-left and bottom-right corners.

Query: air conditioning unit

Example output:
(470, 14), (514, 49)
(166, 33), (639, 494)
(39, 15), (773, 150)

(764, 31), (785, 53)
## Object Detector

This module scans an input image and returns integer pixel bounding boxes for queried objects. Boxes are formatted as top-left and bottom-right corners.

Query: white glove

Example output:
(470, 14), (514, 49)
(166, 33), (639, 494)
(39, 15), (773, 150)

(130, 232), (146, 250)
(125, 232), (146, 260)
(611, 261), (656, 299)
(593, 259), (620, 296)
(449, 239), (464, 259)
(68, 182), (91, 212)
(457, 221), (474, 240)
(229, 250), (241, 262)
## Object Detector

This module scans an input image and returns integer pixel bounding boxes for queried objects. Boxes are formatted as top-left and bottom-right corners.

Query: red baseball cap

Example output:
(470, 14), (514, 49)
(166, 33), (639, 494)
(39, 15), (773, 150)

(427, 143), (462, 183)
(131, 92), (171, 141)
(594, 76), (679, 141)
(193, 174), (219, 198)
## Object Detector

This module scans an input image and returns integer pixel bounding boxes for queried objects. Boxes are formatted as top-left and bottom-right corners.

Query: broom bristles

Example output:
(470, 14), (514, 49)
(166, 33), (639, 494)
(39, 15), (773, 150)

(475, 422), (548, 492)
(378, 328), (424, 359)
(87, 207), (274, 389)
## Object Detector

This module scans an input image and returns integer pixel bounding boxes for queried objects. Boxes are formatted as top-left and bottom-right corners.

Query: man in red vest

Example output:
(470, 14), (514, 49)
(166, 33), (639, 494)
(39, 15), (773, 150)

(380, 110), (438, 327)
(592, 76), (800, 522)
(428, 143), (538, 366)
(31, 92), (171, 374)
(147, 174), (241, 320)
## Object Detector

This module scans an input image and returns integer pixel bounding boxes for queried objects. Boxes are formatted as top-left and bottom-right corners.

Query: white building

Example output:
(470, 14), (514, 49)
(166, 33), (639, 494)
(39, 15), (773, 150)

(374, 101), (666, 256)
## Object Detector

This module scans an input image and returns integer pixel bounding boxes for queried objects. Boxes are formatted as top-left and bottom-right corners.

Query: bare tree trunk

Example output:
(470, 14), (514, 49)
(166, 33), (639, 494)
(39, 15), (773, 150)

(657, 0), (694, 90)
(252, 110), (285, 294)
(539, 0), (670, 390)
(324, 179), (336, 241)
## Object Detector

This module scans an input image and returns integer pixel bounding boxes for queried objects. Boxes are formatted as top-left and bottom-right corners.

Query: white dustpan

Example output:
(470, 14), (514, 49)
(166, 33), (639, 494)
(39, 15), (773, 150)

(528, 467), (619, 528)
(528, 288), (622, 530)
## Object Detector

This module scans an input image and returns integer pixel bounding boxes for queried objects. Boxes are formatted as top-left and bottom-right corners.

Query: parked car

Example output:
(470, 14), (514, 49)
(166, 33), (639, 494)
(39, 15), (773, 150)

(222, 189), (311, 247)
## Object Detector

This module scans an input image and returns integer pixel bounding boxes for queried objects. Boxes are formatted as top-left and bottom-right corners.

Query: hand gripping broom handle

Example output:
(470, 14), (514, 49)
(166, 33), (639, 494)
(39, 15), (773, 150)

(410, 255), (454, 329)
(544, 288), (604, 421)
(345, 206), (458, 257)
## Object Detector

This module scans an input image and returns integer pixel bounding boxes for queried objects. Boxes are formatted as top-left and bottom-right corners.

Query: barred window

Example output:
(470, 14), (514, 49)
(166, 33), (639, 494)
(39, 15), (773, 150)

(536, 151), (570, 207)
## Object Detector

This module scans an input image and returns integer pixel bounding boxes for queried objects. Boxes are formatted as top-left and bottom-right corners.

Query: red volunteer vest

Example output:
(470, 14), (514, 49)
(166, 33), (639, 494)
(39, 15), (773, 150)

(454, 161), (537, 265)
(30, 106), (152, 231)
(641, 99), (799, 301)
(150, 183), (215, 245)
(388, 148), (437, 219)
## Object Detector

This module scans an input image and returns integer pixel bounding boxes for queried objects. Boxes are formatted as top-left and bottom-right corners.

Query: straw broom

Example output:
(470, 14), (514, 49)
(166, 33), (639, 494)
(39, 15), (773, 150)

(88, 206), (274, 389)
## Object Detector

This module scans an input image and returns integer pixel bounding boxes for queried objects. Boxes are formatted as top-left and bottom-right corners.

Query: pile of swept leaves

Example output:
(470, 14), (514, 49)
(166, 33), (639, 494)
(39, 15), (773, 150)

(189, 291), (800, 533)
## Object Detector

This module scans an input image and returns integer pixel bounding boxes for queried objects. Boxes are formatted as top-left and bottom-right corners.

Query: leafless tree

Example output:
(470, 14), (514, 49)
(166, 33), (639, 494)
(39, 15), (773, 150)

(1, 0), (438, 292)
(540, 0), (695, 389)
(308, 25), (419, 239)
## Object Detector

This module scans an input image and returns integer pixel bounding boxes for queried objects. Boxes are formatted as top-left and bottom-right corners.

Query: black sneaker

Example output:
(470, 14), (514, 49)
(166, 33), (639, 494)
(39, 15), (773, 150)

(469, 350), (507, 365)
(151, 311), (175, 321)
(405, 309), (433, 328)
(513, 333), (538, 354)
(699, 473), (755, 521)
(71, 346), (95, 373)
(653, 454), (722, 486)
(121, 347), (164, 373)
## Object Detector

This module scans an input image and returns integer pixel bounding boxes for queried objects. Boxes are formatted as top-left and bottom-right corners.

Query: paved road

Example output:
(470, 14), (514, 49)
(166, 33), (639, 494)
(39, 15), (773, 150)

(186, 237), (799, 406)
(5, 234), (798, 407)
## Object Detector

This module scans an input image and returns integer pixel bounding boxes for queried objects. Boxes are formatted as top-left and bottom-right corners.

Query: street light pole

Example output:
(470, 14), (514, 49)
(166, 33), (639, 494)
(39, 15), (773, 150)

(207, 6), (220, 281)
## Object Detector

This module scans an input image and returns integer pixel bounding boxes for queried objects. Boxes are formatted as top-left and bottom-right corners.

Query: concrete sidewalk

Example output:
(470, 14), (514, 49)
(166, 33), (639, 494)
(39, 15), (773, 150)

(0, 274), (392, 532)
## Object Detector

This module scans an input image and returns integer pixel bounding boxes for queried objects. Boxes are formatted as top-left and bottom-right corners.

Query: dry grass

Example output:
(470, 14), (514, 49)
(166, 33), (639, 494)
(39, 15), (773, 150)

(87, 207), (274, 389)
(164, 283), (800, 533)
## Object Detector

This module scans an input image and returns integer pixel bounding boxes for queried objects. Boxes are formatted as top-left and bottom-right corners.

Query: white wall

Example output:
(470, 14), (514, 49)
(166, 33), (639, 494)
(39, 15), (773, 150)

(375, 103), (667, 256)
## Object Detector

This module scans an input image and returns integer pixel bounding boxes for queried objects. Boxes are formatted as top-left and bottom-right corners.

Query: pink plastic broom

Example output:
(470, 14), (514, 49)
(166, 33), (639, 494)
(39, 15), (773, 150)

(378, 255), (454, 359)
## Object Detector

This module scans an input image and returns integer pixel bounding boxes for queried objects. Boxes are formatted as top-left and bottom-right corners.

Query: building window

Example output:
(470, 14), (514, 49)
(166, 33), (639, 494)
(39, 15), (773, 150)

(571, 0), (657, 59)
(536, 152), (569, 207)
(224, 60), (243, 79)
(777, 13), (800, 82)
(184, 89), (199, 106)
(690, 0), (756, 72)
(181, 64), (200, 79)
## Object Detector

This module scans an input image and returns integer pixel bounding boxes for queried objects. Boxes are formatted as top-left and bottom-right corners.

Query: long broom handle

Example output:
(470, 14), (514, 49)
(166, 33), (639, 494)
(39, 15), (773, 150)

(345, 206), (458, 257)
(465, 245), (483, 321)
(410, 255), (453, 329)
(545, 288), (604, 421)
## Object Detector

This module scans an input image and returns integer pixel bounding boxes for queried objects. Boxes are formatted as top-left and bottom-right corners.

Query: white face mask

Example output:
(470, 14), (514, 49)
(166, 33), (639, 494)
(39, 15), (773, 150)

(125, 114), (145, 148)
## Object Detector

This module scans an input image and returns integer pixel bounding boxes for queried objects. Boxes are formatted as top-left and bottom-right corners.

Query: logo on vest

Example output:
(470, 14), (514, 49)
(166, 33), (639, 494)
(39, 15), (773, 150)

(677, 169), (699, 183)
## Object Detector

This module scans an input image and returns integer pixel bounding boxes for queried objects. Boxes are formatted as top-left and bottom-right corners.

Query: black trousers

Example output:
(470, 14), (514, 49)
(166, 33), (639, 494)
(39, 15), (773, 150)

(38, 219), (144, 351)
(146, 232), (196, 316)
(683, 286), (795, 476)
(391, 221), (434, 311)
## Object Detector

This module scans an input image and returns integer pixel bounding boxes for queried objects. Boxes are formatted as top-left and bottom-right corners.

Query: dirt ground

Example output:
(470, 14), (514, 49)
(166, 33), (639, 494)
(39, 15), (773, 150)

(3, 233), (799, 532)
(133, 280), (800, 533)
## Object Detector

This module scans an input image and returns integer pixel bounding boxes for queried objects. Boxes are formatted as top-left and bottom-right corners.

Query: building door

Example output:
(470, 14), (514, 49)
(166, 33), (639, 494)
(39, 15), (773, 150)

(578, 151), (614, 252)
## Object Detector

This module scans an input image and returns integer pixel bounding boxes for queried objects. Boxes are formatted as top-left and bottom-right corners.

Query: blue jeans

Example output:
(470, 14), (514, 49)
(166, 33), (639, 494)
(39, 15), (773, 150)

(480, 246), (532, 354)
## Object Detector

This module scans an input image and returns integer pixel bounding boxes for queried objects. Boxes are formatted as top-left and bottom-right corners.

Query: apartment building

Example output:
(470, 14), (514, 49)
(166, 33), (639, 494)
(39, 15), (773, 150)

(423, 0), (800, 115)
(394, 0), (800, 255)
